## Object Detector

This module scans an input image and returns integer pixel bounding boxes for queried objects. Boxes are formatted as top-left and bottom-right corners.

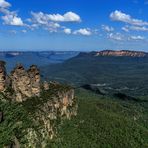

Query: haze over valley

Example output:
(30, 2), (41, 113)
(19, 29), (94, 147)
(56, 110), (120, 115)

(0, 51), (79, 71)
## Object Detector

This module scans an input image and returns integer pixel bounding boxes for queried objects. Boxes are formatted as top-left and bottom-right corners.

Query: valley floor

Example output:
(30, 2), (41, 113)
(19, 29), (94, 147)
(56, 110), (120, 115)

(49, 89), (148, 148)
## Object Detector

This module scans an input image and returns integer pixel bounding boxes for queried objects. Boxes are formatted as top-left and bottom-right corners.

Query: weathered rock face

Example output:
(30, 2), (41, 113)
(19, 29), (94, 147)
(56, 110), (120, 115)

(0, 62), (77, 147)
(28, 65), (41, 96)
(95, 50), (148, 57)
(23, 83), (77, 148)
(0, 61), (6, 92)
(43, 81), (49, 90)
(10, 64), (32, 102)
(10, 64), (41, 102)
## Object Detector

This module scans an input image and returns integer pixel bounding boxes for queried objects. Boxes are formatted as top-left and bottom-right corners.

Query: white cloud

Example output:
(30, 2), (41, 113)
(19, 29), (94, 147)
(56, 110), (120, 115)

(30, 12), (48, 25)
(0, 1), (81, 33)
(64, 28), (71, 34)
(129, 26), (148, 31)
(47, 22), (60, 28)
(108, 33), (145, 41)
(0, 0), (11, 8)
(29, 11), (81, 32)
(108, 32), (145, 42)
(27, 23), (39, 30)
(129, 35), (145, 40)
(122, 25), (148, 32)
(31, 11), (81, 23)
(48, 11), (81, 22)
(0, 0), (24, 26)
(122, 26), (129, 32)
(45, 22), (61, 32)
(102, 25), (114, 32)
(2, 13), (24, 26)
(73, 28), (92, 36)
(110, 10), (148, 26)
(108, 33), (124, 41)
(26, 14), (61, 32)
(22, 30), (27, 33)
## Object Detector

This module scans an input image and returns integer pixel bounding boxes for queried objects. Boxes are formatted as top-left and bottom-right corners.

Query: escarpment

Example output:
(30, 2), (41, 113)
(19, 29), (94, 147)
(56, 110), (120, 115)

(28, 65), (41, 96)
(0, 61), (77, 148)
(78, 50), (148, 58)
(0, 61), (6, 92)
(95, 50), (148, 57)
(22, 83), (77, 147)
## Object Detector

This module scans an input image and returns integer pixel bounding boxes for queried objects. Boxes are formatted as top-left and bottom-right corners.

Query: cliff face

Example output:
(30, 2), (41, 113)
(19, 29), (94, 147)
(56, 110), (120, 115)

(23, 84), (77, 148)
(0, 62), (77, 148)
(28, 65), (41, 96)
(0, 61), (6, 92)
(95, 50), (148, 57)
(10, 64), (41, 102)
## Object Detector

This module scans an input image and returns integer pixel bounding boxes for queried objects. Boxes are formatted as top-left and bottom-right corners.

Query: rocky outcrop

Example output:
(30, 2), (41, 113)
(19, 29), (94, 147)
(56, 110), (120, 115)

(95, 50), (148, 57)
(10, 64), (32, 102)
(0, 62), (77, 147)
(0, 61), (6, 92)
(43, 81), (49, 90)
(23, 83), (77, 148)
(10, 64), (41, 102)
(28, 65), (41, 96)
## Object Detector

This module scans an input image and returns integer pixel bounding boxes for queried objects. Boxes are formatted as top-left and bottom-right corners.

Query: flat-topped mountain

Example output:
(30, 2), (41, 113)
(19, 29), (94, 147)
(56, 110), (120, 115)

(79, 50), (148, 58)
(41, 50), (148, 96)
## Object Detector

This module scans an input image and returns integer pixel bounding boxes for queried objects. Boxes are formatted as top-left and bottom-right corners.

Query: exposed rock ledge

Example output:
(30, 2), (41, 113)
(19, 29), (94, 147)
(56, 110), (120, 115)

(0, 61), (77, 148)
(78, 50), (148, 58)
(95, 50), (148, 57)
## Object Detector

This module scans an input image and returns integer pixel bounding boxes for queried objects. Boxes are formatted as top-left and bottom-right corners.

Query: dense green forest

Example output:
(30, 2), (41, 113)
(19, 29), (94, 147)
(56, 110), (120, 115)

(1, 88), (148, 147)
(1, 53), (148, 147)
(41, 53), (148, 96)
(48, 89), (148, 147)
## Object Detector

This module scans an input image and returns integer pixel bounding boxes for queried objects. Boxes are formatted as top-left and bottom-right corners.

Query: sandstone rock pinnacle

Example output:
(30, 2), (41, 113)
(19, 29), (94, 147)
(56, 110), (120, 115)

(10, 64), (32, 102)
(28, 65), (41, 96)
(0, 62), (48, 102)
(0, 61), (6, 92)
(10, 64), (41, 102)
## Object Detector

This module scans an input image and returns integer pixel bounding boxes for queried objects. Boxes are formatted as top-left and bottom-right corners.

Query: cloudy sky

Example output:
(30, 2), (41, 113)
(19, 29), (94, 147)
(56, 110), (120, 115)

(0, 0), (148, 51)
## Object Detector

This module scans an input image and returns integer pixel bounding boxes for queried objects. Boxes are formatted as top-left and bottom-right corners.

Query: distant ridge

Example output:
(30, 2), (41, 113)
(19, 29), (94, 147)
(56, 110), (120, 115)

(79, 50), (148, 58)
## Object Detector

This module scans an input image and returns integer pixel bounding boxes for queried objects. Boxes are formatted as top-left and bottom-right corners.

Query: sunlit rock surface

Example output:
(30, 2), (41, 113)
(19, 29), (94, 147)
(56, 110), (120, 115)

(0, 61), (6, 92)
(0, 62), (77, 148)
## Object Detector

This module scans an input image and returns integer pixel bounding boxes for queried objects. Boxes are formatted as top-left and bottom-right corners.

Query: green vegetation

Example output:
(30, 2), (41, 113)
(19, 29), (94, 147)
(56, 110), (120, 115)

(41, 54), (148, 148)
(1, 53), (148, 147)
(0, 59), (148, 148)
(22, 83), (72, 113)
(0, 95), (34, 147)
(0, 86), (148, 147)
(0, 84), (73, 147)
(41, 54), (148, 96)
(48, 89), (148, 148)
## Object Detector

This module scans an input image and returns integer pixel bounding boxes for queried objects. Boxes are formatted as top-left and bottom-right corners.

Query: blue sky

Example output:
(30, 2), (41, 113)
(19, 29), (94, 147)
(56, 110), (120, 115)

(0, 0), (148, 51)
